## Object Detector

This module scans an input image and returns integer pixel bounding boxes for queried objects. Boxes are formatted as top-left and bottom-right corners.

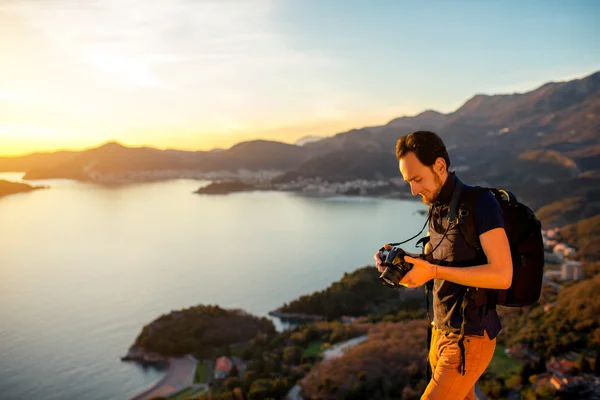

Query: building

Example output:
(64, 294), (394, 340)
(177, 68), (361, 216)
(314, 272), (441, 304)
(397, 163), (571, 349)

(546, 357), (577, 379)
(214, 356), (232, 380)
(544, 270), (561, 280)
(544, 228), (560, 240)
(553, 243), (577, 259)
(561, 261), (584, 281)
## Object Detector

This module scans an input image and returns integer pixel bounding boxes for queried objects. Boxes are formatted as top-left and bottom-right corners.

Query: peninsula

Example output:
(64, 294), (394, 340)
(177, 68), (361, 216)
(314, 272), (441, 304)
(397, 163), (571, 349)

(0, 179), (46, 197)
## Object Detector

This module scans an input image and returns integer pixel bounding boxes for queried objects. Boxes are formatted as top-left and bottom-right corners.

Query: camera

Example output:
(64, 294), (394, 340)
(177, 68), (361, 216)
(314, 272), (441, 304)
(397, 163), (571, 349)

(378, 247), (424, 288)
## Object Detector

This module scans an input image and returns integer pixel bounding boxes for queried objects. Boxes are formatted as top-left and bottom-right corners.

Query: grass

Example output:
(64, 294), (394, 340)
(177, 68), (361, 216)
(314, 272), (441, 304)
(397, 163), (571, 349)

(169, 386), (208, 399)
(487, 344), (523, 376)
(302, 341), (323, 357)
(169, 386), (195, 399)
(230, 342), (250, 358)
(194, 362), (207, 384)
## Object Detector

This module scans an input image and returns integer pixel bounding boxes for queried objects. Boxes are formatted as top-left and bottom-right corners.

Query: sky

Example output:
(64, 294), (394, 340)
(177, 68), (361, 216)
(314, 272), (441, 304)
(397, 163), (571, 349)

(0, 0), (599, 156)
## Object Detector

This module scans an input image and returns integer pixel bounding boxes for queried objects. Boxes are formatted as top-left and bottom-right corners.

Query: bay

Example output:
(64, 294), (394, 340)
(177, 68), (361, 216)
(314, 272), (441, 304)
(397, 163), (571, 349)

(0, 173), (427, 400)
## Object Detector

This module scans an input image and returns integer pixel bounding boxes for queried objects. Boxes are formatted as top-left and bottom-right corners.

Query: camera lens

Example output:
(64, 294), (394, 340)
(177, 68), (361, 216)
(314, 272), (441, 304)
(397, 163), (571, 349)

(381, 276), (395, 287)
(379, 267), (400, 288)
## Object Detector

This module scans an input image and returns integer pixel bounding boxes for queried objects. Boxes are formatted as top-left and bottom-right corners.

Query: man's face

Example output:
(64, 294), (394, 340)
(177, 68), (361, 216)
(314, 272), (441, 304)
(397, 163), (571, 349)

(399, 152), (445, 205)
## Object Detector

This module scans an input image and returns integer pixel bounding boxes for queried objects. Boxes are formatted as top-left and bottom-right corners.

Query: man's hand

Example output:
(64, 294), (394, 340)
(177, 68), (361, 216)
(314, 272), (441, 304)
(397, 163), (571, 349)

(399, 256), (435, 288)
(374, 243), (392, 273)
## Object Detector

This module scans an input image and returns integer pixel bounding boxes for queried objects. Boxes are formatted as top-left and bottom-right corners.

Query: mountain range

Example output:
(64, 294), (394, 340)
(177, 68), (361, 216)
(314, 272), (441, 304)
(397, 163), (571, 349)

(1, 70), (598, 221)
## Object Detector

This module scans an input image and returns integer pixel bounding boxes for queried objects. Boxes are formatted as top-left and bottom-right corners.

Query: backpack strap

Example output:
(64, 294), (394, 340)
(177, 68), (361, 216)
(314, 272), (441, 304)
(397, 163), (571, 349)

(447, 179), (465, 225)
(455, 186), (484, 252)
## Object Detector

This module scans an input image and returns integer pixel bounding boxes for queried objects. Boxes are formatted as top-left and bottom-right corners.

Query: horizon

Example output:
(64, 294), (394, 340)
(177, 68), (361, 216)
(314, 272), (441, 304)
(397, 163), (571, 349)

(1, 68), (597, 158)
(1, 0), (599, 156)
(2, 68), (598, 158)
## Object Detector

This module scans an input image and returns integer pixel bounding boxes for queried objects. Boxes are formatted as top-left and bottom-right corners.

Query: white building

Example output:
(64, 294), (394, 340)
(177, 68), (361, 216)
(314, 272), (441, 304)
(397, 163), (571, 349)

(561, 261), (584, 281)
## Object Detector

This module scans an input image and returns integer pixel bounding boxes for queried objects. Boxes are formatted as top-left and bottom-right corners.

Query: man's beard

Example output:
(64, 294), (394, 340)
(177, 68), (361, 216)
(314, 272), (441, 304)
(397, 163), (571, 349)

(422, 171), (444, 205)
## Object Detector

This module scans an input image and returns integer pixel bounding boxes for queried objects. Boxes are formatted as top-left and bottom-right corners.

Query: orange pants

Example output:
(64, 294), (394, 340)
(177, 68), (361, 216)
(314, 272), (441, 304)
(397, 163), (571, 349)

(421, 327), (496, 400)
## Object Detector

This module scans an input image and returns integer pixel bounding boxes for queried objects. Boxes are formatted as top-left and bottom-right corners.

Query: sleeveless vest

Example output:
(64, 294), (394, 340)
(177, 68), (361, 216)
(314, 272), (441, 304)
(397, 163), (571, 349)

(428, 173), (502, 339)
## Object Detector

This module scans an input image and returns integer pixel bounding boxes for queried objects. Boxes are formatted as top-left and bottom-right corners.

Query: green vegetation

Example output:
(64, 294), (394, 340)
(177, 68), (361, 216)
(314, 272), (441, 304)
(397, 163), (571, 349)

(536, 196), (600, 228)
(522, 275), (599, 357)
(133, 305), (275, 358)
(195, 181), (257, 195)
(277, 266), (425, 320)
(302, 341), (323, 358)
(487, 344), (522, 376)
(192, 320), (368, 400)
(301, 320), (428, 400)
(193, 362), (206, 384)
(230, 342), (251, 358)
(559, 214), (600, 261)
(169, 386), (202, 399)
(506, 176), (600, 219)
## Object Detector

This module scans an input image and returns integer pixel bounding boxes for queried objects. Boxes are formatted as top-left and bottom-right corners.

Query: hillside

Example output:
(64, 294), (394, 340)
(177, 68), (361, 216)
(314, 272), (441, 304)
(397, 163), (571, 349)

(195, 140), (313, 172)
(558, 215), (600, 261)
(273, 149), (400, 183)
(301, 320), (428, 400)
(499, 274), (600, 359)
(274, 266), (424, 321)
(299, 70), (600, 186)
(127, 304), (275, 359)
(5, 140), (315, 182)
(0, 180), (45, 197)
(0, 70), (597, 197)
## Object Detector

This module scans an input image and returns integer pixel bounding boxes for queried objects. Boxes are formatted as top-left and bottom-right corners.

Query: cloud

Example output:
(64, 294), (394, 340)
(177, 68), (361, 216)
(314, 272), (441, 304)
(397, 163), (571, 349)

(2, 0), (348, 106)
(0, 0), (378, 147)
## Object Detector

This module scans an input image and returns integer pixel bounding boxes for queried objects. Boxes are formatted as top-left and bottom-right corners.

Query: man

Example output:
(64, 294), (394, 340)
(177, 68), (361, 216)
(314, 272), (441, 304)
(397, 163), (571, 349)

(374, 131), (512, 400)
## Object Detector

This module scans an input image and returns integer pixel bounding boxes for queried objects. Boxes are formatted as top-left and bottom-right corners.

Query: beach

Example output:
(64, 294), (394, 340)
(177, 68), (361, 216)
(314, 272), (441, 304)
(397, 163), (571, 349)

(128, 356), (197, 400)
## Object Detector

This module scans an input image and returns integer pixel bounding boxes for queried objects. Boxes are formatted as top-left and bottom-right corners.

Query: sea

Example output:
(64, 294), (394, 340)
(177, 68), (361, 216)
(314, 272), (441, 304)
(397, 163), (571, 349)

(0, 172), (427, 400)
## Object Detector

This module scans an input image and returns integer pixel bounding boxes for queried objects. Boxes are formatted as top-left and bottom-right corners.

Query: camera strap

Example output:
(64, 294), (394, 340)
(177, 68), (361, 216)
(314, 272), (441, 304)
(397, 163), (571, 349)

(388, 207), (432, 247)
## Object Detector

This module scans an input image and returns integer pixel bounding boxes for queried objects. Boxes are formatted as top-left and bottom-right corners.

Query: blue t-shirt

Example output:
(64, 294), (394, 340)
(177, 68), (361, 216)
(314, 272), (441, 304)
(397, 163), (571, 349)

(474, 190), (505, 236)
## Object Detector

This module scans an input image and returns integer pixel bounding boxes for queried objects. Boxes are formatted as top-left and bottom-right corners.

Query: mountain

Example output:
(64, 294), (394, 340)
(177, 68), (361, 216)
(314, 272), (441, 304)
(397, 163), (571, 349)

(385, 109), (448, 131)
(439, 71), (600, 153)
(294, 135), (325, 146)
(197, 140), (313, 171)
(0, 70), (597, 190)
(297, 71), (600, 189)
(21, 141), (193, 180)
(0, 140), (314, 181)
(273, 149), (400, 183)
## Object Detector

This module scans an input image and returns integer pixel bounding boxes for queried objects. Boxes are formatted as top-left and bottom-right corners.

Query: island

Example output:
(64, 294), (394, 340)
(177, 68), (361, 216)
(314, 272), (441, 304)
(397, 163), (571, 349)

(122, 305), (275, 364)
(0, 179), (47, 197)
(194, 181), (259, 195)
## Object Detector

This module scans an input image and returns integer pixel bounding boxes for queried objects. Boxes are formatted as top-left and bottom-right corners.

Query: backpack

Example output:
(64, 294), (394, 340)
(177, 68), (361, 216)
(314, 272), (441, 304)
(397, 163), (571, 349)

(450, 183), (545, 307)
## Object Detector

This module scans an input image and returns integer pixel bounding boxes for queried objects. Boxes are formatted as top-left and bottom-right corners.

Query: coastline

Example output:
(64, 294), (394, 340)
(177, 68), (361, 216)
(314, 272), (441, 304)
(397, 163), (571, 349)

(127, 356), (198, 400)
(0, 179), (48, 198)
(268, 310), (326, 322)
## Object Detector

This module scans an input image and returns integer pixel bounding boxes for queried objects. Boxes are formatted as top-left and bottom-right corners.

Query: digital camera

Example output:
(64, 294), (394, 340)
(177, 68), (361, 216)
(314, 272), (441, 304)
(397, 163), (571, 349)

(378, 247), (424, 288)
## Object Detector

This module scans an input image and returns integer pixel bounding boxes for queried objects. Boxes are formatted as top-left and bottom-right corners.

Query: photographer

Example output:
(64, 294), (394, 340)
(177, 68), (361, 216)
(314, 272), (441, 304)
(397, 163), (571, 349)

(374, 131), (512, 400)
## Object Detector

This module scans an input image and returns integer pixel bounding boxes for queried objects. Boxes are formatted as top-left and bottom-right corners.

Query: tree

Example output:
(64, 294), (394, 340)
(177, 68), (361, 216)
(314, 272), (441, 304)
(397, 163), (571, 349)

(228, 364), (239, 378)
(576, 353), (592, 373)
(520, 362), (535, 385)
(225, 376), (243, 391)
(247, 379), (273, 400)
(283, 346), (302, 365)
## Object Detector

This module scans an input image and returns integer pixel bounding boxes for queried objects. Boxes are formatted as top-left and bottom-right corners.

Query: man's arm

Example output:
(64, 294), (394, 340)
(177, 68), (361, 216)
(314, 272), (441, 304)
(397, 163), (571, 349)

(435, 227), (512, 289)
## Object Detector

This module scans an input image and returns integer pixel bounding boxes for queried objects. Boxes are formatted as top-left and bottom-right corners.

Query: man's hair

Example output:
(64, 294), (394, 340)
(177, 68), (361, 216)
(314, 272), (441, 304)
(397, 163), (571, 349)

(395, 131), (451, 169)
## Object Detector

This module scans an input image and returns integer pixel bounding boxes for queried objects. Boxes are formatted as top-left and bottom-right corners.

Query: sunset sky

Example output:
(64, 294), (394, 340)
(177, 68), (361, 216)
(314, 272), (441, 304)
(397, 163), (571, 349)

(0, 0), (599, 156)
